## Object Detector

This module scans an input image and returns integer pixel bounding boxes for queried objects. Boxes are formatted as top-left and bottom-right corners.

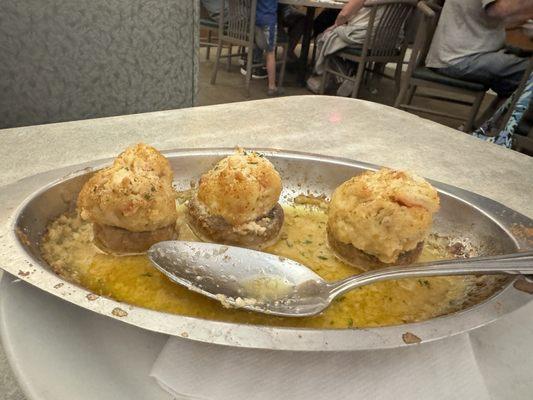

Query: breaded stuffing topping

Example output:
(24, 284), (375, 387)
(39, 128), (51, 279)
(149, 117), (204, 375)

(114, 143), (173, 183)
(77, 143), (177, 232)
(328, 168), (440, 263)
(197, 149), (282, 225)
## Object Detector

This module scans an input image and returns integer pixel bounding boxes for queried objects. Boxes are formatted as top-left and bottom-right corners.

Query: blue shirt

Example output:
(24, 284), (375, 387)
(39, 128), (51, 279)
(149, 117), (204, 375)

(256, 0), (277, 27)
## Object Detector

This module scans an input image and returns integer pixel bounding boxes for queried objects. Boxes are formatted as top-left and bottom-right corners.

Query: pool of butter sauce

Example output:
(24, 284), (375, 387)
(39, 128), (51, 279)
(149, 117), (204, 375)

(41, 204), (476, 329)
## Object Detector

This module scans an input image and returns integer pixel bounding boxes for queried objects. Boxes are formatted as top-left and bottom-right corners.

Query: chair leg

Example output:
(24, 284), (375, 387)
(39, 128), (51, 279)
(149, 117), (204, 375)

(226, 45), (232, 71)
(279, 44), (288, 88)
(319, 58), (329, 94)
(394, 82), (409, 108)
(206, 31), (212, 60)
(374, 63), (386, 83)
(394, 62), (403, 93)
(465, 92), (486, 132)
(406, 86), (416, 105)
(210, 40), (223, 85)
(311, 37), (317, 66)
(368, 62), (385, 93)
(474, 95), (504, 128)
(350, 61), (366, 99)
(245, 46), (253, 97)
(364, 62), (372, 86)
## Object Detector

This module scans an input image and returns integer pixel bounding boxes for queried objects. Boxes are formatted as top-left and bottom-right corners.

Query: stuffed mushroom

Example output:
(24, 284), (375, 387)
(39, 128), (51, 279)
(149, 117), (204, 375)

(327, 168), (440, 268)
(78, 143), (178, 254)
(187, 149), (284, 248)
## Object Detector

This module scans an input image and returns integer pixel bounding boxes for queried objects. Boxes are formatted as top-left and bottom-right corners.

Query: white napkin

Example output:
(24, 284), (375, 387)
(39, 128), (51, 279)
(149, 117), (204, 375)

(150, 333), (489, 400)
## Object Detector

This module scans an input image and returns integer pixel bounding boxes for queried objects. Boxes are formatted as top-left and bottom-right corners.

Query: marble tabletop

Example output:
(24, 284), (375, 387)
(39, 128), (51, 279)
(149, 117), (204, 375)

(0, 96), (532, 399)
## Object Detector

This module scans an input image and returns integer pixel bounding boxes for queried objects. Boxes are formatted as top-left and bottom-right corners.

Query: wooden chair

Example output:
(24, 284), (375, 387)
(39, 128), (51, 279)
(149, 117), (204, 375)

(394, 2), (490, 132)
(319, 0), (419, 99)
(210, 0), (288, 95)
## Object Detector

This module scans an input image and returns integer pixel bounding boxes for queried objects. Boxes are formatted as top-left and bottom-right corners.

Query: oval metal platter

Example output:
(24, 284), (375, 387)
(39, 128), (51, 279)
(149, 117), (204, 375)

(1, 148), (532, 351)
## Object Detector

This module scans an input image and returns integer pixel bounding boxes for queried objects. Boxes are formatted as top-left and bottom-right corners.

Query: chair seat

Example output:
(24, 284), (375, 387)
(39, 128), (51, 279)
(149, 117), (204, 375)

(337, 46), (401, 57)
(412, 67), (486, 92)
(200, 18), (218, 29)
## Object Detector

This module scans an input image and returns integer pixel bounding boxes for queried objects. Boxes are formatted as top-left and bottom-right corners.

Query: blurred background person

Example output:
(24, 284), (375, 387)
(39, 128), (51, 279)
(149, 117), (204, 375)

(426, 0), (532, 99)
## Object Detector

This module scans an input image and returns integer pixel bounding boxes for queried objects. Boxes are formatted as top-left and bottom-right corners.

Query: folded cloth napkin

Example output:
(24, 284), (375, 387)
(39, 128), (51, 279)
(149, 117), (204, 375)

(150, 333), (489, 400)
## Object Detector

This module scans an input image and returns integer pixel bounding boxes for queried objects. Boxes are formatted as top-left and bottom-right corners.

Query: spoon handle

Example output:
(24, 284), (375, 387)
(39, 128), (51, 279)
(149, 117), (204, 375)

(327, 251), (533, 301)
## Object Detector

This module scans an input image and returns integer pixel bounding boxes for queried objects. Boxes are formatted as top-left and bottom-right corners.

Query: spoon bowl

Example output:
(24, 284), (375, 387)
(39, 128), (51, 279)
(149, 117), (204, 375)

(148, 241), (330, 316)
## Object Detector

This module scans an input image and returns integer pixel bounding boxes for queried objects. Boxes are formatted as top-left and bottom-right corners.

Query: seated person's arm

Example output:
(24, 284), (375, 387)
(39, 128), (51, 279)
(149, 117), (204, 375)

(334, 0), (366, 27)
(485, 0), (533, 24)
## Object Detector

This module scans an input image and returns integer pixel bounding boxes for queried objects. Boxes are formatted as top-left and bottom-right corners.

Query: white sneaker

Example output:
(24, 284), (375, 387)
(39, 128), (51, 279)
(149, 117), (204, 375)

(306, 76), (322, 94)
(240, 67), (268, 79)
(336, 79), (354, 97)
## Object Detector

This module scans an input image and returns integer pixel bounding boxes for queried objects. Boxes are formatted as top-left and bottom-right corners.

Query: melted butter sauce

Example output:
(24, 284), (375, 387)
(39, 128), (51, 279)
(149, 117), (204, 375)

(42, 204), (473, 329)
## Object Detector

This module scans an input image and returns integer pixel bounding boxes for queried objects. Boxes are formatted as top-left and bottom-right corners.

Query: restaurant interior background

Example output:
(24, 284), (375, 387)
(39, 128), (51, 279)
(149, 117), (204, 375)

(1, 0), (531, 154)
(0, 1), (532, 400)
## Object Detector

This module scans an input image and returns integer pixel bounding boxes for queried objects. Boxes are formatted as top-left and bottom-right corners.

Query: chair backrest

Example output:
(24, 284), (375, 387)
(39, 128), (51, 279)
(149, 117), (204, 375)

(417, 1), (442, 68)
(218, 0), (257, 46)
(362, 0), (419, 58)
(403, 6), (422, 46)
(401, 2), (438, 80)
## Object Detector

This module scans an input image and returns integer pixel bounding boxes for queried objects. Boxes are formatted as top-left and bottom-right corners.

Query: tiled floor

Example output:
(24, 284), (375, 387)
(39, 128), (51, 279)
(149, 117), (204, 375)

(196, 46), (497, 132)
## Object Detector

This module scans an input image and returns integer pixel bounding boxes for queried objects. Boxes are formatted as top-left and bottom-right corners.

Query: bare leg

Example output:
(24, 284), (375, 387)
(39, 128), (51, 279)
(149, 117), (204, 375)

(266, 51), (277, 90)
(288, 20), (305, 61)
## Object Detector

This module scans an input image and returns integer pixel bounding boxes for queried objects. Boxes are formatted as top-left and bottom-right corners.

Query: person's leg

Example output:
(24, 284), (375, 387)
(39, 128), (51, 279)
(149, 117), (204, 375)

(313, 9), (339, 37)
(266, 51), (276, 90)
(488, 51), (528, 96)
(241, 27), (268, 79)
(279, 5), (305, 60)
(472, 71), (533, 148)
(265, 23), (277, 91)
(436, 50), (528, 97)
(287, 20), (305, 60)
(252, 47), (263, 66)
(259, 22), (282, 94)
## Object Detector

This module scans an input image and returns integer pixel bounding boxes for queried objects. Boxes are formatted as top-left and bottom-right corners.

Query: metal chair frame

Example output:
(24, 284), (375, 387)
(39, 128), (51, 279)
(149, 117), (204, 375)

(210, 0), (288, 95)
(393, 1), (490, 132)
(319, 0), (418, 99)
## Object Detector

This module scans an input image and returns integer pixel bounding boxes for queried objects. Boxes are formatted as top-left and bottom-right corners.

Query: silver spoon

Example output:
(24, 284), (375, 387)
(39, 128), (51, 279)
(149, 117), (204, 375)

(148, 241), (533, 317)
